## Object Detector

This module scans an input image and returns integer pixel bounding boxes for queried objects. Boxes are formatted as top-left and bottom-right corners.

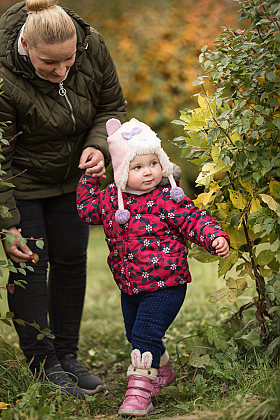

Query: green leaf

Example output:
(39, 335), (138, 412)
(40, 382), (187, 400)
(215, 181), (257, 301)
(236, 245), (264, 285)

(218, 250), (239, 277)
(209, 288), (229, 302)
(193, 79), (205, 86)
(256, 249), (275, 266)
(19, 238), (27, 247)
(14, 319), (26, 326)
(36, 239), (44, 250)
(238, 329), (260, 348)
(230, 213), (242, 227)
(189, 353), (211, 368)
(188, 246), (219, 263)
(207, 128), (220, 144)
(206, 327), (228, 352)
(267, 72), (276, 81)
(37, 334), (44, 340)
(5, 234), (15, 249)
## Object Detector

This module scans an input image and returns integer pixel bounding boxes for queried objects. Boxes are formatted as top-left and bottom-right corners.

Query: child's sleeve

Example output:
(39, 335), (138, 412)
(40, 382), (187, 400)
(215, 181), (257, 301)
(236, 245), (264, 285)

(164, 195), (230, 255)
(76, 174), (103, 225)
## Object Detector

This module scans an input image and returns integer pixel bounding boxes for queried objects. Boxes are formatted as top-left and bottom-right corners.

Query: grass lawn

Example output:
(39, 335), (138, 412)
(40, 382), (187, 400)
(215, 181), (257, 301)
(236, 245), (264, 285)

(0, 226), (279, 419)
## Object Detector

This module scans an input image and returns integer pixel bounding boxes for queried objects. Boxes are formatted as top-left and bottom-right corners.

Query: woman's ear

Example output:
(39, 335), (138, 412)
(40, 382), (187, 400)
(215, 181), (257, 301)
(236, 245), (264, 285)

(21, 36), (29, 54)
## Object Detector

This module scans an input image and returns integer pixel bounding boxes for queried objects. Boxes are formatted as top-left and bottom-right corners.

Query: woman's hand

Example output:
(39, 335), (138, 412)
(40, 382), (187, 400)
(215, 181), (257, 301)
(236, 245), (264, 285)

(79, 147), (106, 178)
(212, 237), (230, 258)
(3, 226), (33, 263)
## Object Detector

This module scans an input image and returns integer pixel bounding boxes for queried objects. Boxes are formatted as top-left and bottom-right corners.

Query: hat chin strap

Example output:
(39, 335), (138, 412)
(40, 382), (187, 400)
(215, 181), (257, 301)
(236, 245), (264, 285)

(115, 187), (130, 224)
(115, 175), (184, 225)
(168, 174), (184, 203)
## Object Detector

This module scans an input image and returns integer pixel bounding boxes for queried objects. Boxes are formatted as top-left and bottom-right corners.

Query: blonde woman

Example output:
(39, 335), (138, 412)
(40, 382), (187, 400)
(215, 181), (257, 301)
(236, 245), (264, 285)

(0, 0), (126, 397)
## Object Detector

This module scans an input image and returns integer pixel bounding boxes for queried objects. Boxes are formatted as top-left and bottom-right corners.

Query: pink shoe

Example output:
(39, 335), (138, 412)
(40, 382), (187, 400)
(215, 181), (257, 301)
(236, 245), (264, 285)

(152, 362), (176, 396)
(118, 375), (154, 417)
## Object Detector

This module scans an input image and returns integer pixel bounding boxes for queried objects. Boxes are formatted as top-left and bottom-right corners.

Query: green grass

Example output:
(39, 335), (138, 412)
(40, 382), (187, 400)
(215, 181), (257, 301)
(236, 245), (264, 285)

(0, 226), (280, 419)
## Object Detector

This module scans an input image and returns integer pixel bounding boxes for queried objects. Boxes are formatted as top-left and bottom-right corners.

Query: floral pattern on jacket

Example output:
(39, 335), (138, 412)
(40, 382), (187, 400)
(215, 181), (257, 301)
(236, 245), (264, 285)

(77, 175), (230, 295)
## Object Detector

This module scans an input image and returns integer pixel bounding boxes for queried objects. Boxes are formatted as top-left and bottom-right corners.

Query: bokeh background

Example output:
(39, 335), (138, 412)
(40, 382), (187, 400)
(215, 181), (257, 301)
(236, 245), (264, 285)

(0, 0), (247, 197)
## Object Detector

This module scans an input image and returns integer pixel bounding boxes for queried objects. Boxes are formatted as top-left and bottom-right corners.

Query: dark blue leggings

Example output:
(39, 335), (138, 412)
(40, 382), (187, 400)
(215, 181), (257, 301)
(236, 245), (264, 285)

(7, 192), (89, 371)
(121, 284), (187, 369)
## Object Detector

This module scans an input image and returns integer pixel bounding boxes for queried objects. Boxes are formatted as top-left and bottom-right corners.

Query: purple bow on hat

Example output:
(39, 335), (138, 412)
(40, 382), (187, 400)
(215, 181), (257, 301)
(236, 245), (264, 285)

(122, 127), (142, 140)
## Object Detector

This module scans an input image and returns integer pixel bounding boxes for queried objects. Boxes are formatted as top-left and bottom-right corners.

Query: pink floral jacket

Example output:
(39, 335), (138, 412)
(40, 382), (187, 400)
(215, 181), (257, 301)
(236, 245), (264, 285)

(77, 175), (230, 295)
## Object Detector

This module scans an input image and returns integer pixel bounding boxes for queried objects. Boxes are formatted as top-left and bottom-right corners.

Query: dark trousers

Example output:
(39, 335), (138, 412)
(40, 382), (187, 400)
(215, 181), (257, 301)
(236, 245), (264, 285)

(7, 192), (89, 371)
(121, 284), (187, 369)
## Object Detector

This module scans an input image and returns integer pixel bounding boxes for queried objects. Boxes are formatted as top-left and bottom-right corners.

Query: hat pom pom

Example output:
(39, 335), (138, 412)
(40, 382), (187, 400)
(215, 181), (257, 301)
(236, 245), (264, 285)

(171, 187), (184, 203)
(115, 209), (130, 224)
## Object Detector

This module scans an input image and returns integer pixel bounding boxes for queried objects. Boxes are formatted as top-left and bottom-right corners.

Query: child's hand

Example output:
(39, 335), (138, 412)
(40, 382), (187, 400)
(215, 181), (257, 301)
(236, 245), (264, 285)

(212, 237), (230, 258)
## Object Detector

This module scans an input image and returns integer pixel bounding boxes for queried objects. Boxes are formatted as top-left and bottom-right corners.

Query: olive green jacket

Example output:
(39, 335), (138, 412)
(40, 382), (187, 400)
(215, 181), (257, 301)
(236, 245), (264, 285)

(0, 1), (127, 230)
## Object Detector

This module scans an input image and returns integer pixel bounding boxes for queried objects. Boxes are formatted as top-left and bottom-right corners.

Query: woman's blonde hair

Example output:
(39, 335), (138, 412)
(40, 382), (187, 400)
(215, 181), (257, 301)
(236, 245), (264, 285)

(24, 0), (76, 48)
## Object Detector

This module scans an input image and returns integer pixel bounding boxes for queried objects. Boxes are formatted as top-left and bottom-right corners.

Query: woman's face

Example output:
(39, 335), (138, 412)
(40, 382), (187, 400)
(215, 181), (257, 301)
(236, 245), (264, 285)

(21, 35), (77, 83)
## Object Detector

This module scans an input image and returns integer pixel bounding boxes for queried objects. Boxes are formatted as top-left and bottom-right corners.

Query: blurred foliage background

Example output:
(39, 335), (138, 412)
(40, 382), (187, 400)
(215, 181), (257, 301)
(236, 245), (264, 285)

(0, 0), (248, 197)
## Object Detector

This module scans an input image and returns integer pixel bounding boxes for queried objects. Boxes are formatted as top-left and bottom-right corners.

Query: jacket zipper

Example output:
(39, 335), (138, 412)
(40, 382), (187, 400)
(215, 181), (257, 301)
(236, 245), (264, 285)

(59, 82), (76, 134)
(58, 82), (75, 181)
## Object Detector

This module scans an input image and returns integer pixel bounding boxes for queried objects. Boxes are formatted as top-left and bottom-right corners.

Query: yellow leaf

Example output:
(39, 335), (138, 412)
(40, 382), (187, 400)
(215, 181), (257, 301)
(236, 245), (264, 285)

(259, 267), (273, 277)
(269, 180), (280, 199)
(185, 110), (208, 131)
(226, 276), (248, 301)
(225, 227), (246, 250)
(229, 189), (247, 210)
(180, 114), (191, 123)
(230, 131), (241, 144)
(198, 93), (209, 112)
(259, 194), (280, 215)
(193, 183), (220, 207)
(228, 289), (238, 302)
(0, 402), (9, 410)
(196, 162), (228, 187)
(197, 93), (216, 118)
(251, 198), (262, 212)
(218, 250), (239, 276)
(211, 145), (221, 163)
(239, 179), (253, 195)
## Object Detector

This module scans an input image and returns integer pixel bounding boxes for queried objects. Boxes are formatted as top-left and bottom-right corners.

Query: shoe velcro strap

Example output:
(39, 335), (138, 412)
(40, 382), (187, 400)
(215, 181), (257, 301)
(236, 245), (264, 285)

(125, 388), (151, 399)
(128, 379), (154, 392)
(155, 376), (167, 386)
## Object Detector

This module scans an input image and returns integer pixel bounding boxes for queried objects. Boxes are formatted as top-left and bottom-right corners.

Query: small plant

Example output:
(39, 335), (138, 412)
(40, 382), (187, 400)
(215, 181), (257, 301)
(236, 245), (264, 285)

(0, 77), (50, 339)
(172, 0), (280, 368)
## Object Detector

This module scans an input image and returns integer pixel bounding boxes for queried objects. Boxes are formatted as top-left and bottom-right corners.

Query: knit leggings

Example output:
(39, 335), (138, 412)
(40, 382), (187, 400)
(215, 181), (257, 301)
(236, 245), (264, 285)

(121, 284), (187, 369)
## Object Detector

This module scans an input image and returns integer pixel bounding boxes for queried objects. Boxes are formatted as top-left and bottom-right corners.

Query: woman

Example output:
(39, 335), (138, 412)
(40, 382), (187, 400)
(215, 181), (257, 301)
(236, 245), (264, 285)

(0, 0), (126, 397)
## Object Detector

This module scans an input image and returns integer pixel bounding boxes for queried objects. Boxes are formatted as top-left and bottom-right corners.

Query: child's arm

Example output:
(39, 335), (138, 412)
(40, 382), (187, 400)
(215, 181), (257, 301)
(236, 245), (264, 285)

(76, 174), (103, 225)
(212, 236), (230, 258)
(162, 194), (230, 256)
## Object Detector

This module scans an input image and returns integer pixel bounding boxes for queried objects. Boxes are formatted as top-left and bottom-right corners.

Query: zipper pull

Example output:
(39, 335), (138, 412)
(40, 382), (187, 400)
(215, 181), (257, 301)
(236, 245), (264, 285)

(59, 82), (66, 96)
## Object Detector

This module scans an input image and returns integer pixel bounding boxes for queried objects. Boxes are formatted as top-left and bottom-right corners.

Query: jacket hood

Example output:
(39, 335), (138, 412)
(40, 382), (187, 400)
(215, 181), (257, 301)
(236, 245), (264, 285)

(0, 1), (91, 80)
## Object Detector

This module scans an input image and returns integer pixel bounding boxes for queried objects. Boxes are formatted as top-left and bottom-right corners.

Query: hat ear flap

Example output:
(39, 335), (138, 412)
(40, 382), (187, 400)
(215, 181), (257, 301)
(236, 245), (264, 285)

(106, 118), (122, 136)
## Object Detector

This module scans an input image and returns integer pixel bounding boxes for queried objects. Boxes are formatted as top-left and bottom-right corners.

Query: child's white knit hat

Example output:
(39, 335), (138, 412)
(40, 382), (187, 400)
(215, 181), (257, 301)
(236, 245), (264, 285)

(106, 118), (184, 224)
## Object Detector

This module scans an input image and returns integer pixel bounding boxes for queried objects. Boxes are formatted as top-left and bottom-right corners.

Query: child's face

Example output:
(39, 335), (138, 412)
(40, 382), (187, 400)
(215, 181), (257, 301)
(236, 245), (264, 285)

(127, 154), (162, 191)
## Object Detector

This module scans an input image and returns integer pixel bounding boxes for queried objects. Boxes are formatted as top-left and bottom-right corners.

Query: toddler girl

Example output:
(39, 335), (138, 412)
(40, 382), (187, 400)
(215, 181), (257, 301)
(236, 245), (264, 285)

(76, 118), (230, 416)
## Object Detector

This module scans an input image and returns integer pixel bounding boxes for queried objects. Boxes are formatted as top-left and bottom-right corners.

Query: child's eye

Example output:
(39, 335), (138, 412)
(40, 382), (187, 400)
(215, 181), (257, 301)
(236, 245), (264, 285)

(134, 165), (141, 170)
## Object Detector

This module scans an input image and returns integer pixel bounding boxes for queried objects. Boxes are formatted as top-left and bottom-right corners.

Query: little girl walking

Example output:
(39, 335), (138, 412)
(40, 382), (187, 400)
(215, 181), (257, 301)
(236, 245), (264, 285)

(76, 118), (230, 416)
